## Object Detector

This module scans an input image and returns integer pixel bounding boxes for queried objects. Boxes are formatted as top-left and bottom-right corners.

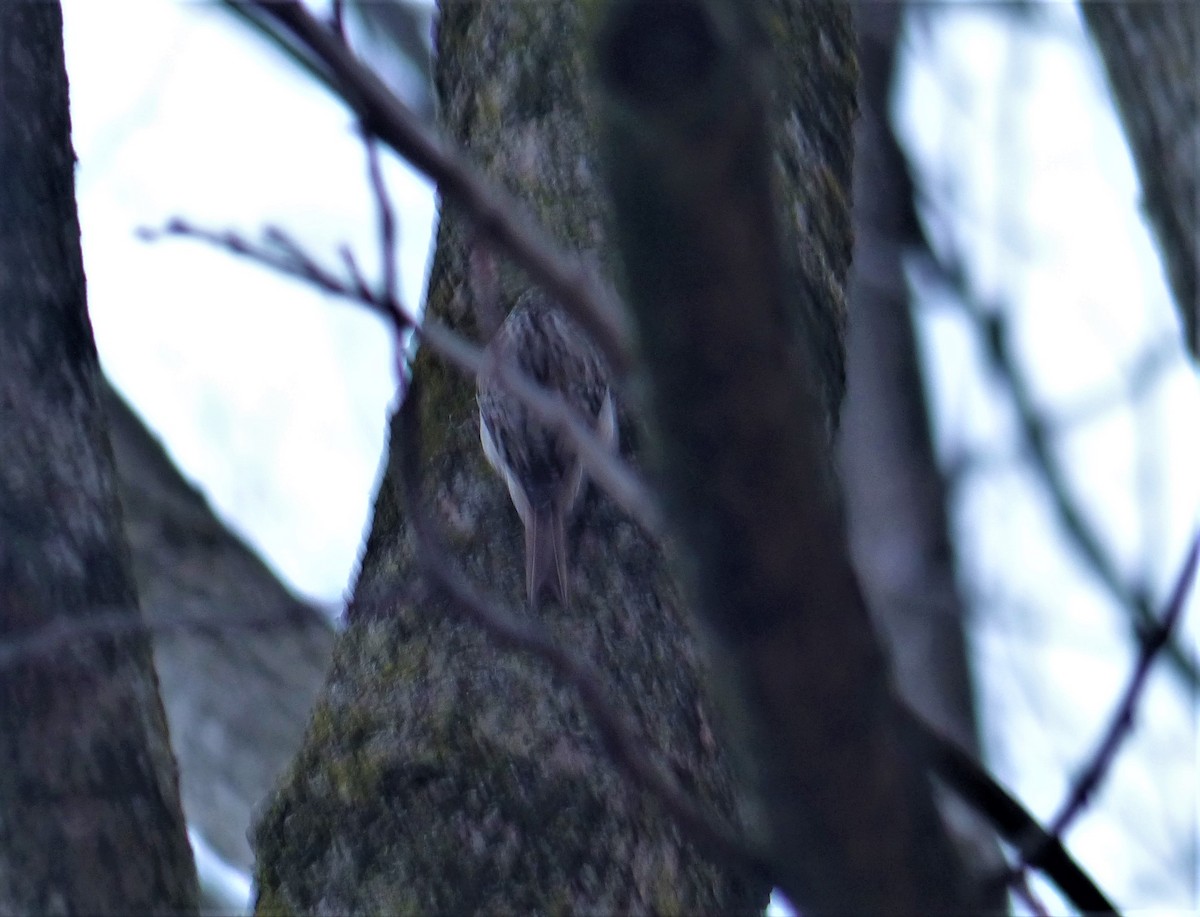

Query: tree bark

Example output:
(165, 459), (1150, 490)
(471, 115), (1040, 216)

(0, 4), (198, 912)
(1081, 1), (1199, 358)
(597, 0), (980, 912)
(251, 1), (765, 912)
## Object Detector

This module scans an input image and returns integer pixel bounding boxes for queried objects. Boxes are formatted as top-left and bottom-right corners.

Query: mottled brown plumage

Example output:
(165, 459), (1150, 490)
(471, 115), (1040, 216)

(477, 291), (616, 608)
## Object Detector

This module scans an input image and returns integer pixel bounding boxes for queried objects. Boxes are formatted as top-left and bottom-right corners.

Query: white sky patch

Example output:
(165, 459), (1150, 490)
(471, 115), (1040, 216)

(189, 827), (252, 915)
(64, 0), (436, 602)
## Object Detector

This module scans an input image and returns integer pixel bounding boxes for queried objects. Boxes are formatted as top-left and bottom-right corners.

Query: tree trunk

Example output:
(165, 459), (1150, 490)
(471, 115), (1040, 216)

(1081, 1), (1199, 358)
(251, 1), (765, 911)
(0, 4), (198, 912)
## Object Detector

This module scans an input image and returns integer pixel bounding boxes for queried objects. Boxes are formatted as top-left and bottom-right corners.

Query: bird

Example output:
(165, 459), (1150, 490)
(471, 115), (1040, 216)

(476, 290), (616, 608)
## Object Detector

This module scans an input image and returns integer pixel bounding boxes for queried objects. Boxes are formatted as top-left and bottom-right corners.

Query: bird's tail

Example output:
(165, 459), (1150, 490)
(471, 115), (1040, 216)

(525, 506), (569, 608)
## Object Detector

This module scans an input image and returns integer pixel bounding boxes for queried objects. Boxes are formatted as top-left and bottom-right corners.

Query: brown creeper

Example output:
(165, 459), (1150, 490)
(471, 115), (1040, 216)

(477, 291), (617, 608)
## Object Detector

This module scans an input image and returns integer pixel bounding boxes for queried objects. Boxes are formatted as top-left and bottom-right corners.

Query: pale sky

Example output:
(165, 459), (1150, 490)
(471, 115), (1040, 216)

(66, 0), (433, 604)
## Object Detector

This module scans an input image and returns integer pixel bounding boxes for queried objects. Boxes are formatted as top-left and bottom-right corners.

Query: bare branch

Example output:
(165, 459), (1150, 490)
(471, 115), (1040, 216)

(138, 220), (665, 540)
(905, 706), (1119, 915)
(391, 379), (766, 884)
(364, 135), (398, 310)
(925, 530), (1197, 910)
(1018, 532), (1199, 874)
(237, 0), (633, 374)
(1009, 873), (1051, 917)
(919, 250), (1200, 690)
(338, 244), (375, 303)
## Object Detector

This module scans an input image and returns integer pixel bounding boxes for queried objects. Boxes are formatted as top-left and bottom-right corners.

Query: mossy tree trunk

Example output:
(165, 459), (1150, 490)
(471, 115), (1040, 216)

(252, 0), (980, 912)
(251, 1), (766, 911)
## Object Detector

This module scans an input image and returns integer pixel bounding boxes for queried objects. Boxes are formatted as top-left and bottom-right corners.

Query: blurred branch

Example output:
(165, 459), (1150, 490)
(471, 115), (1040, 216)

(1015, 531), (1199, 879)
(920, 250), (1200, 691)
(220, 2), (342, 101)
(940, 335), (1182, 487)
(181, 5), (1142, 912)
(1009, 874), (1051, 917)
(137, 219), (664, 540)
(391, 378), (768, 885)
(222, 0), (632, 374)
(333, 0), (400, 314)
(364, 134), (398, 311)
(1052, 335), (1182, 429)
(346, 0), (434, 120)
(906, 707), (1118, 915)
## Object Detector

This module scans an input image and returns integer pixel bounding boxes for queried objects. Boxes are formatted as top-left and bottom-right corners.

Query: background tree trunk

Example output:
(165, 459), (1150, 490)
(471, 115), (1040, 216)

(1080, 1), (1199, 358)
(0, 4), (198, 912)
(250, 1), (766, 911)
(842, 1), (1004, 900)
(102, 380), (334, 883)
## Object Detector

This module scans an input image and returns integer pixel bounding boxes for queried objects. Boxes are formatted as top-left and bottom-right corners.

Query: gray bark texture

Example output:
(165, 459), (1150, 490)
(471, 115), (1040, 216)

(0, 3), (199, 912)
(1081, 1), (1199, 358)
(843, 1), (1004, 901)
(597, 0), (981, 912)
(250, 1), (766, 912)
(102, 381), (335, 881)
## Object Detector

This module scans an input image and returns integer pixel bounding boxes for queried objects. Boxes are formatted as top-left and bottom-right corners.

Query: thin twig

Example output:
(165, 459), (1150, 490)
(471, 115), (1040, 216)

(364, 134), (399, 311)
(919, 250), (1200, 690)
(138, 220), (664, 540)
(1009, 872), (1051, 917)
(338, 244), (375, 302)
(393, 379), (767, 884)
(345, 0), (405, 384)
(237, 0), (632, 374)
(1024, 532), (1199, 866)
